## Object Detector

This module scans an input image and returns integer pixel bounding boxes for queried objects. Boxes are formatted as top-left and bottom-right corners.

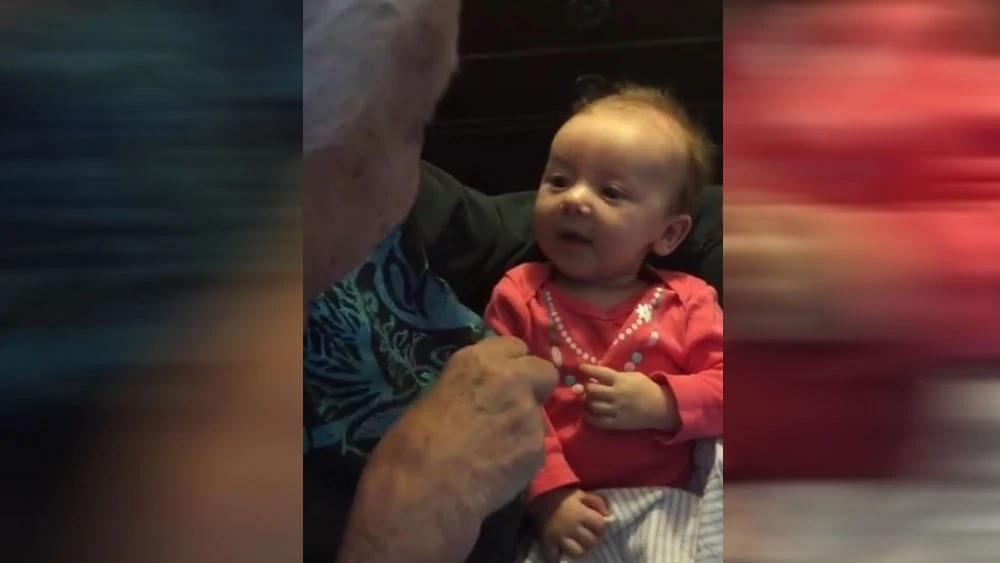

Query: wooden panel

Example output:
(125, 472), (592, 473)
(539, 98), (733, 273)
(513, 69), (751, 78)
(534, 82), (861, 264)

(423, 117), (558, 196)
(458, 0), (723, 55)
(424, 1), (724, 197)
(424, 103), (722, 197)
(436, 39), (722, 121)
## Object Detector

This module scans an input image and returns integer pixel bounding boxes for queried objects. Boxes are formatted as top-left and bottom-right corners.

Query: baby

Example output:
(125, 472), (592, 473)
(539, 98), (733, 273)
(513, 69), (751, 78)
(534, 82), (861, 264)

(485, 84), (723, 562)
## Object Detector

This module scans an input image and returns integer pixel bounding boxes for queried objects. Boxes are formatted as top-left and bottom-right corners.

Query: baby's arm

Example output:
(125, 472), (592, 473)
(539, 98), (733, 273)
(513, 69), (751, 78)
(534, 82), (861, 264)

(483, 274), (581, 503)
(649, 281), (723, 444)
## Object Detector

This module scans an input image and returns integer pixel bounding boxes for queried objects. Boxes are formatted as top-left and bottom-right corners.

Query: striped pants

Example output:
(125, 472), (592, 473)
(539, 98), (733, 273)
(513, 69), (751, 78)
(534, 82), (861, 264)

(521, 440), (723, 563)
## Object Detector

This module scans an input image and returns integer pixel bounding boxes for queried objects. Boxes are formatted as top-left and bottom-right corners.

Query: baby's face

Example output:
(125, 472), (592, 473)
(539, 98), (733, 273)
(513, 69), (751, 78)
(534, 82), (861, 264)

(533, 107), (690, 284)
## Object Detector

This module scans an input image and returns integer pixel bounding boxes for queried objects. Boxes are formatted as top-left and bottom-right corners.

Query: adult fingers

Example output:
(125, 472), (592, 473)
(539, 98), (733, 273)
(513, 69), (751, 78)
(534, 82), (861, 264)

(477, 335), (529, 357)
(514, 355), (559, 403)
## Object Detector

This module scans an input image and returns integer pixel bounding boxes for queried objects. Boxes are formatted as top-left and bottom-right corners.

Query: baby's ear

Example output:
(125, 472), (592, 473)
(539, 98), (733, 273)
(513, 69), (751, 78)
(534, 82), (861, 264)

(651, 214), (692, 257)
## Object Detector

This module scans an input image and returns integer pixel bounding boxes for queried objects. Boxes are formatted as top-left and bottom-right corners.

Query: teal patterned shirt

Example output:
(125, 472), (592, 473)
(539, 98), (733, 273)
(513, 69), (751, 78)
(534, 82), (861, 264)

(304, 221), (491, 457)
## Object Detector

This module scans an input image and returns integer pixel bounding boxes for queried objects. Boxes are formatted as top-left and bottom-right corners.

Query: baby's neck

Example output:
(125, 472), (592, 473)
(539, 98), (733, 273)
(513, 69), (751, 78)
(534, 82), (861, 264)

(550, 270), (650, 311)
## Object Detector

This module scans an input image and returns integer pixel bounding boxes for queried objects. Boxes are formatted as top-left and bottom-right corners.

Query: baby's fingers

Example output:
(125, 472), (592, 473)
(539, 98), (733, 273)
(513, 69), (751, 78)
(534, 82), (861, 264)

(584, 399), (616, 418)
(560, 536), (587, 558)
(583, 412), (619, 430)
(570, 525), (600, 551)
(543, 540), (561, 563)
(580, 505), (608, 538)
(582, 493), (611, 518)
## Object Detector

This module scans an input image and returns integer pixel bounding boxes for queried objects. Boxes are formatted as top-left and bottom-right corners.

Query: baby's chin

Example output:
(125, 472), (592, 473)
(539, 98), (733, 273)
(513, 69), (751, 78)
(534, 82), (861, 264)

(547, 256), (609, 285)
(547, 251), (652, 288)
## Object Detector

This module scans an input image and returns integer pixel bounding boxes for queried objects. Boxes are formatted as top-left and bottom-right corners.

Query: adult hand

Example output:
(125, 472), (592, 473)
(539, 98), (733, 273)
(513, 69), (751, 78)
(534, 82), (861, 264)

(339, 336), (559, 563)
(529, 488), (610, 563)
(420, 336), (560, 508)
(578, 365), (678, 431)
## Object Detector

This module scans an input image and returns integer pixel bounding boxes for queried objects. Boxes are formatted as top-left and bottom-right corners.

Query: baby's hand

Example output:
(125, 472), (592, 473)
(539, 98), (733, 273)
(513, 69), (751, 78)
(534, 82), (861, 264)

(529, 487), (610, 562)
(577, 364), (679, 431)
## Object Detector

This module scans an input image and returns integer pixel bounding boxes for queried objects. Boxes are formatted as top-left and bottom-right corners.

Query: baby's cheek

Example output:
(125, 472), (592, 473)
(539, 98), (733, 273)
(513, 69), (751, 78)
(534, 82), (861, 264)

(602, 222), (641, 247)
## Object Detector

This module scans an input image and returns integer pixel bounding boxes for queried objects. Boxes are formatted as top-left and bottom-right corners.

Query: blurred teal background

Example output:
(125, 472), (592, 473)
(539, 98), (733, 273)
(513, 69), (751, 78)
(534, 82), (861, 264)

(0, 2), (300, 560)
(0, 1), (299, 393)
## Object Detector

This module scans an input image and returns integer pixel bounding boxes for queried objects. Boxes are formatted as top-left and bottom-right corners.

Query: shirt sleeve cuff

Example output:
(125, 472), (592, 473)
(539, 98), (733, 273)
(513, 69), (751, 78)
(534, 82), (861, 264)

(526, 461), (580, 504)
(650, 372), (714, 443)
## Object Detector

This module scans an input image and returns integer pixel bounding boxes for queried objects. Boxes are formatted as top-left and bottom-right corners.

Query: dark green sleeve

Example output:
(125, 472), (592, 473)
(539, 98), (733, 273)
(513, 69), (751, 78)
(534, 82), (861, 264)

(411, 161), (542, 313)
(413, 161), (722, 312)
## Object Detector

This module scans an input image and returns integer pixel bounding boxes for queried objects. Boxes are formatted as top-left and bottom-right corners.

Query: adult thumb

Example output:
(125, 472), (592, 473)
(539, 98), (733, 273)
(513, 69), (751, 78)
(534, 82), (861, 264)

(518, 355), (559, 403)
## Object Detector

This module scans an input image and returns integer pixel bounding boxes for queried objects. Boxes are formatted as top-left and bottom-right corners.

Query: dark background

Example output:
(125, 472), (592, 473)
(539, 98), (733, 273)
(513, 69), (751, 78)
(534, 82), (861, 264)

(422, 0), (723, 196)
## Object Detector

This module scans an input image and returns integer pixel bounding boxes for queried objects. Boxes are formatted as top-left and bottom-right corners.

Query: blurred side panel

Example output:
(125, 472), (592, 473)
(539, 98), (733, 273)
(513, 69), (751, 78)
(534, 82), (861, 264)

(0, 1), (302, 562)
(724, 0), (1000, 560)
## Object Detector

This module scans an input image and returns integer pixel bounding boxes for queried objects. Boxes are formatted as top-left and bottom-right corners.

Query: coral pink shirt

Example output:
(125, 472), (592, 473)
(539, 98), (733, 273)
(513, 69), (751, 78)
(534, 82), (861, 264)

(484, 263), (723, 501)
(724, 1), (1000, 480)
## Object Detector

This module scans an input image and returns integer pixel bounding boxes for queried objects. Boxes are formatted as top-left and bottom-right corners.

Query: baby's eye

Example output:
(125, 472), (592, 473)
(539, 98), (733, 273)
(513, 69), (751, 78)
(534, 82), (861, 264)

(601, 186), (626, 201)
(548, 174), (570, 189)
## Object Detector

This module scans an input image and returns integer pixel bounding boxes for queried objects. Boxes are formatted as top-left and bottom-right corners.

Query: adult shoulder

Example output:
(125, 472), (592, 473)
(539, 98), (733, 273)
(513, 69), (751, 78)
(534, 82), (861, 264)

(410, 161), (541, 313)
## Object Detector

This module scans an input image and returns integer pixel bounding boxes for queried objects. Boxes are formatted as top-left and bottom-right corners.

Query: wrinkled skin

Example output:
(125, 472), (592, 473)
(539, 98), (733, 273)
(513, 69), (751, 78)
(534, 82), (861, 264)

(341, 337), (559, 563)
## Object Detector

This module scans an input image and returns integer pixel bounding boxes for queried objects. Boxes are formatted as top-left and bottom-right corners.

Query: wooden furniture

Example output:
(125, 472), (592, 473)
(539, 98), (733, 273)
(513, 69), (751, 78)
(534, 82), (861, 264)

(423, 0), (723, 196)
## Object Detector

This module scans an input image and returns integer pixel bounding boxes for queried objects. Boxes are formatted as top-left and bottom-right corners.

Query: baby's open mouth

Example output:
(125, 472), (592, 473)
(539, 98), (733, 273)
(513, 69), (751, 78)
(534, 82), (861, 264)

(557, 231), (592, 245)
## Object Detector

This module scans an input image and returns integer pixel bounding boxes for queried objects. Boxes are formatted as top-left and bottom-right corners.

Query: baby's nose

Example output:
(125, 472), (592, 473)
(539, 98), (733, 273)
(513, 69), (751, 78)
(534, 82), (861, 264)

(560, 187), (594, 216)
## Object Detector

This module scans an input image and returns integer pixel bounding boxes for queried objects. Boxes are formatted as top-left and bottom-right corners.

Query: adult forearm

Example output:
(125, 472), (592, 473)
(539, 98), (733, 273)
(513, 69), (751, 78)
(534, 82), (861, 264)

(338, 336), (557, 562)
(337, 424), (481, 563)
